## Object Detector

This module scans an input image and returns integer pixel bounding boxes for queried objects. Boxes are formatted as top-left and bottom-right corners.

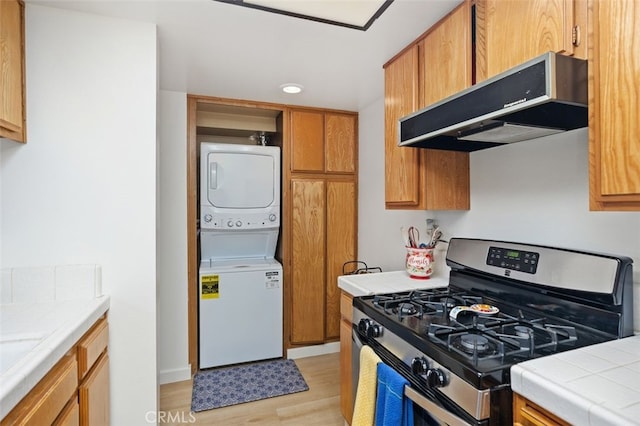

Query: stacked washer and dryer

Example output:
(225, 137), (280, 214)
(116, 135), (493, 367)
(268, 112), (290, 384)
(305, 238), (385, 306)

(198, 142), (283, 369)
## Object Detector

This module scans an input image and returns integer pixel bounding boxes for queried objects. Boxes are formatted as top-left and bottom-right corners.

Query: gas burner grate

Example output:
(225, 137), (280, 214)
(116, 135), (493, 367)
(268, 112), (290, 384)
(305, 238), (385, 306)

(427, 311), (580, 363)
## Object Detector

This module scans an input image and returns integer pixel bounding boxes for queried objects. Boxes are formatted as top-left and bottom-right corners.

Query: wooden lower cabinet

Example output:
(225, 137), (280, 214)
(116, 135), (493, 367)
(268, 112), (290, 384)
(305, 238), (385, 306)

(1, 316), (109, 426)
(1, 353), (78, 426)
(339, 291), (354, 423)
(513, 393), (570, 426)
(77, 317), (109, 426)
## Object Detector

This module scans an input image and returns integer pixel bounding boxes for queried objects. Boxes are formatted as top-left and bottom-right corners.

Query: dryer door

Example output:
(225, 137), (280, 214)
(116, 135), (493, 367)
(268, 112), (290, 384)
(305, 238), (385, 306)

(204, 150), (276, 209)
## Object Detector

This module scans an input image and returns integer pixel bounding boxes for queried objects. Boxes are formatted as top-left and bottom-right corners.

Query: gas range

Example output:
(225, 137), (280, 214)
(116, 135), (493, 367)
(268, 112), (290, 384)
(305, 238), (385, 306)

(352, 238), (634, 425)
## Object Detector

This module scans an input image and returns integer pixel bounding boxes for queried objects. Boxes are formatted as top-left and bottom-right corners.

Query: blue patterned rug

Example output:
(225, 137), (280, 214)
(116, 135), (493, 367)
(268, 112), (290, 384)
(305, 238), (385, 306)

(191, 358), (309, 412)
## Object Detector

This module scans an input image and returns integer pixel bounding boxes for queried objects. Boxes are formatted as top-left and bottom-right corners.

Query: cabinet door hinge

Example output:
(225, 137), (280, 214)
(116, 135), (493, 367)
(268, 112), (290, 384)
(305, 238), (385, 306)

(572, 25), (581, 47)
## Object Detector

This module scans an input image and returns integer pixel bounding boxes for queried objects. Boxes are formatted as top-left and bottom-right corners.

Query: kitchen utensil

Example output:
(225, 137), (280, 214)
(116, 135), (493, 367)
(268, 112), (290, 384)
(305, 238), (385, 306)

(407, 226), (419, 248)
(428, 227), (442, 248)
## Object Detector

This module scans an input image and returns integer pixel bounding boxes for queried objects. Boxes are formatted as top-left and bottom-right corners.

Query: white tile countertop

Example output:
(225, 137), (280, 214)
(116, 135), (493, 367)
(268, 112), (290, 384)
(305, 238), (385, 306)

(511, 335), (640, 426)
(338, 270), (449, 297)
(0, 264), (110, 419)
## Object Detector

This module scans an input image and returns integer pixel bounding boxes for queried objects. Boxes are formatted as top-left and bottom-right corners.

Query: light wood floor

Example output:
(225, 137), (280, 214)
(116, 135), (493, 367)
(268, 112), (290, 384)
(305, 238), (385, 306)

(159, 352), (343, 425)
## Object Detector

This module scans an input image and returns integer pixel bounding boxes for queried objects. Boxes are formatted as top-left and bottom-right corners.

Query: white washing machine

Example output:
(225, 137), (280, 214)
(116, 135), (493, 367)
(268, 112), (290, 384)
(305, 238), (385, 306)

(199, 258), (282, 368)
(198, 143), (283, 369)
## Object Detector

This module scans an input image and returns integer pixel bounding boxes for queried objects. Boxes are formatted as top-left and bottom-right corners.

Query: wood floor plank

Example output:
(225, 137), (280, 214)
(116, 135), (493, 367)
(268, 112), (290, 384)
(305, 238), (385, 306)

(159, 353), (343, 425)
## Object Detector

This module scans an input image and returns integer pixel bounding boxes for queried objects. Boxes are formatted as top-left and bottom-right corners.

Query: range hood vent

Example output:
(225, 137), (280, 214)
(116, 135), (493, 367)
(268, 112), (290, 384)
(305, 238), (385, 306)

(399, 52), (588, 152)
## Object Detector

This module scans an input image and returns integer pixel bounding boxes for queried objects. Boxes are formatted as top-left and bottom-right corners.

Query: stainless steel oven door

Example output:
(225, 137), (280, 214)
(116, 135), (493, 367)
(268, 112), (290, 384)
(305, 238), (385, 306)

(351, 323), (473, 426)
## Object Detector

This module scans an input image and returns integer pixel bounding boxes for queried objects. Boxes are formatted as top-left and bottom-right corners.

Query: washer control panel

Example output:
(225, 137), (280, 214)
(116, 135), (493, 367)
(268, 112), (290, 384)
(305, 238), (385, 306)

(201, 208), (279, 230)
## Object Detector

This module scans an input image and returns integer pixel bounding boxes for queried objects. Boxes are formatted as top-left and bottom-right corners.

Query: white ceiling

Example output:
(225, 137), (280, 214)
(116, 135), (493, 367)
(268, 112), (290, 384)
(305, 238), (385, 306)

(27, 0), (461, 111)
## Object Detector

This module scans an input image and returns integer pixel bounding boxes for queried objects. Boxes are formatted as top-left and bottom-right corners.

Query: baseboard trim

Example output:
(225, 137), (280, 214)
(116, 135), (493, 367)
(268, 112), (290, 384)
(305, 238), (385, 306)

(286, 342), (340, 359)
(159, 366), (192, 385)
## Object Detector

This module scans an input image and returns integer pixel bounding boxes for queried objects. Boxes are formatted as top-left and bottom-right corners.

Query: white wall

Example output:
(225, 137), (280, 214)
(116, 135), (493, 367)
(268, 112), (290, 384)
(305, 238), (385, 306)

(358, 98), (432, 271)
(357, 100), (640, 331)
(157, 90), (190, 383)
(1, 5), (159, 423)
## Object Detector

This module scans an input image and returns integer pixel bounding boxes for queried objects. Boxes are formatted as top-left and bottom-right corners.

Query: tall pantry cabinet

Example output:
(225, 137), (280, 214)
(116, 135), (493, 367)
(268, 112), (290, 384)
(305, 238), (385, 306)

(285, 108), (357, 346)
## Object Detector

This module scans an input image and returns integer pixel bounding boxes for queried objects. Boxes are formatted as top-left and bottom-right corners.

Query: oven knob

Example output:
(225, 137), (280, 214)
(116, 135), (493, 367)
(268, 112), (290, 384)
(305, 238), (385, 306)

(411, 357), (429, 375)
(204, 214), (212, 223)
(358, 319), (371, 334)
(227, 220), (234, 227)
(367, 324), (382, 338)
(425, 368), (447, 388)
(269, 214), (277, 222)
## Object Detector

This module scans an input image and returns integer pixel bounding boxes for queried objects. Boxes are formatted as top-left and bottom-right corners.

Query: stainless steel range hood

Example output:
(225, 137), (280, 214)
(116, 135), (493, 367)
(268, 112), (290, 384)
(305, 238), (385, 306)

(399, 52), (588, 152)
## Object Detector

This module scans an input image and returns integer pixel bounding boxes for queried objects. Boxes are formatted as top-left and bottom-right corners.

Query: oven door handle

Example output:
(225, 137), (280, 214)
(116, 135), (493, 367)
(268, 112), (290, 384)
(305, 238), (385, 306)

(404, 386), (473, 426)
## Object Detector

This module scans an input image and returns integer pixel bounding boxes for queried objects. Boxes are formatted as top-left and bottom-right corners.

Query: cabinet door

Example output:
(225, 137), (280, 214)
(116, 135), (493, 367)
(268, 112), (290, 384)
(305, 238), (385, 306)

(291, 110), (324, 172)
(325, 180), (356, 339)
(290, 179), (326, 344)
(0, 0), (26, 143)
(1, 354), (78, 426)
(513, 393), (571, 426)
(79, 353), (109, 426)
(419, 1), (471, 210)
(339, 292), (354, 423)
(478, 0), (582, 80)
(325, 113), (357, 173)
(384, 45), (421, 208)
(589, 0), (640, 209)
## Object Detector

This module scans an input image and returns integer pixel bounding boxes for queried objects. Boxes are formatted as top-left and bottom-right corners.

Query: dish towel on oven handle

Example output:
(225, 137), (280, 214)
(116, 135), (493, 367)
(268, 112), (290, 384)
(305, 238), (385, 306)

(375, 362), (414, 426)
(352, 346), (382, 426)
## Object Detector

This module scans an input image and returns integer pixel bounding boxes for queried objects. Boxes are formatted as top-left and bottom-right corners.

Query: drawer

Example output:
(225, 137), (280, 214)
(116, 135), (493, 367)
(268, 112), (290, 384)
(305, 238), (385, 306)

(77, 317), (108, 379)
(1, 353), (78, 426)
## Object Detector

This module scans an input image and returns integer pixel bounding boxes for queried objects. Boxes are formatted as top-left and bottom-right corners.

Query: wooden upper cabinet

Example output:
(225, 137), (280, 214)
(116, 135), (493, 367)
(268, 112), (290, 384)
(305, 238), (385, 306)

(384, 0), (470, 210)
(589, 0), (640, 210)
(476, 0), (587, 81)
(291, 110), (325, 172)
(418, 1), (470, 211)
(384, 45), (421, 207)
(290, 108), (357, 174)
(325, 113), (356, 173)
(0, 0), (26, 143)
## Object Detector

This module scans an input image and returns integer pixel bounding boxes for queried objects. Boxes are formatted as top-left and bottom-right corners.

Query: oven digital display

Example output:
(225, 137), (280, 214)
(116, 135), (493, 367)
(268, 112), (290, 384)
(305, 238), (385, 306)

(486, 246), (539, 274)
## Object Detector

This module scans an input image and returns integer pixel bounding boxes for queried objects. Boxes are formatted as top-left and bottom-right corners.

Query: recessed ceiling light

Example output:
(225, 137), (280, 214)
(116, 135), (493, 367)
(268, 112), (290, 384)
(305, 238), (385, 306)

(280, 83), (304, 94)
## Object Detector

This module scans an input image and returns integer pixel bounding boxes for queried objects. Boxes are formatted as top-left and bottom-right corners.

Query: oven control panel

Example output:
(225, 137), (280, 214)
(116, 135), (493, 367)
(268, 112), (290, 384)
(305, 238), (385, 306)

(486, 246), (539, 274)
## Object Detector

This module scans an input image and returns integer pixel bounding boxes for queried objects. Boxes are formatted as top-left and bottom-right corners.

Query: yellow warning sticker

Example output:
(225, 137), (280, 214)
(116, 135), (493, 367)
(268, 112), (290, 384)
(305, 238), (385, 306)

(201, 275), (219, 299)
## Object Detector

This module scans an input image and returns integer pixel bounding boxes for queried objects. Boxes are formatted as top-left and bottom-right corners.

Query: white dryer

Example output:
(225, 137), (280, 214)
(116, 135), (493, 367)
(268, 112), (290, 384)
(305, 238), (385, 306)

(198, 143), (283, 369)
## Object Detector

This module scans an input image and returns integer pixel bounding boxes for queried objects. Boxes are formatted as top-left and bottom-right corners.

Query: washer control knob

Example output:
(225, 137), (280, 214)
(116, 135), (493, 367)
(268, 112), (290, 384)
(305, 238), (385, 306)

(227, 220), (234, 228)
(411, 357), (429, 375)
(204, 214), (212, 223)
(269, 214), (277, 222)
(236, 220), (242, 227)
(425, 368), (447, 388)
